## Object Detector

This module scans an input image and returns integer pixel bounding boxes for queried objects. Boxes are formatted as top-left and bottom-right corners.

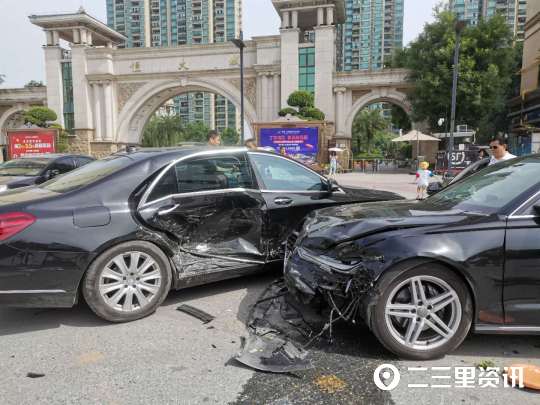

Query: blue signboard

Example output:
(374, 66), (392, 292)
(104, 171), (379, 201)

(259, 127), (319, 164)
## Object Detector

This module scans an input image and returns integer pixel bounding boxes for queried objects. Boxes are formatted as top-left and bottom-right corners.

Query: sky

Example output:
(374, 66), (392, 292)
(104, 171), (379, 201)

(0, 0), (442, 88)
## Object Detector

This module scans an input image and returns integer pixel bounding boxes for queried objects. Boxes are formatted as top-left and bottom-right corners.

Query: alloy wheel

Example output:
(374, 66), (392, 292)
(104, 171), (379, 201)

(384, 275), (462, 351)
(99, 251), (162, 312)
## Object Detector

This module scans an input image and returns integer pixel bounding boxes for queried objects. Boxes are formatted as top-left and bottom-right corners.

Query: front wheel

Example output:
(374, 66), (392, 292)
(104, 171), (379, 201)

(82, 241), (172, 322)
(371, 264), (472, 360)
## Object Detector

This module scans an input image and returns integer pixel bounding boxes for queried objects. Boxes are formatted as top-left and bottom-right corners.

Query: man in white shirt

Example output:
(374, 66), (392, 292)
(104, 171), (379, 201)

(488, 135), (516, 165)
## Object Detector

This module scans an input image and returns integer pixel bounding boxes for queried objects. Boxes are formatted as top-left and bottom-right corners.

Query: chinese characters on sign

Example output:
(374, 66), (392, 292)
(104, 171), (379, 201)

(259, 127), (319, 164)
(7, 130), (57, 159)
(373, 364), (524, 391)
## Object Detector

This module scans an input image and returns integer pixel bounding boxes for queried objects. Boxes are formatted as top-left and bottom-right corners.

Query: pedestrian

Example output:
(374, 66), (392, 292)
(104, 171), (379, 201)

(244, 138), (257, 150)
(207, 130), (221, 146)
(329, 151), (338, 178)
(488, 135), (515, 165)
(415, 161), (432, 200)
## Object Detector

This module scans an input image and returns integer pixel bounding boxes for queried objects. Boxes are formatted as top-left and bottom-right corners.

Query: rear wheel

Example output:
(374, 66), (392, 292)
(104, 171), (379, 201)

(83, 241), (172, 322)
(371, 264), (472, 360)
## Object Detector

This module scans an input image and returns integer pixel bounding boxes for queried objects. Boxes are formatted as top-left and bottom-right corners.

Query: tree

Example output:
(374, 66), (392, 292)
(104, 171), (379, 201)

(183, 121), (209, 143)
(23, 106), (57, 127)
(279, 90), (326, 121)
(141, 115), (184, 147)
(391, 105), (412, 132)
(352, 108), (391, 155)
(49, 123), (70, 153)
(221, 127), (239, 145)
(395, 11), (520, 142)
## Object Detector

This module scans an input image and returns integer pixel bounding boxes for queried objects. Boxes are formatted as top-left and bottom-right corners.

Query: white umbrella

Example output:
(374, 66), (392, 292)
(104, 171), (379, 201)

(391, 130), (441, 142)
(328, 147), (344, 152)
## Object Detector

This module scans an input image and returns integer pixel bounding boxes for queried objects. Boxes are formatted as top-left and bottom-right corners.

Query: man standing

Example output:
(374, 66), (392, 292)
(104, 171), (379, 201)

(207, 130), (221, 146)
(488, 135), (516, 165)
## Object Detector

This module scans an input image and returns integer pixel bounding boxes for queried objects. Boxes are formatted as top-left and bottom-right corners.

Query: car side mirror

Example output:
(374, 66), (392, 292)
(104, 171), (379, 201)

(325, 179), (339, 195)
(533, 203), (540, 215)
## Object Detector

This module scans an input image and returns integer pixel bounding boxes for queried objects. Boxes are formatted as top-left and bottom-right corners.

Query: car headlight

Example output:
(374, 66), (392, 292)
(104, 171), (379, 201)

(0, 185), (8, 193)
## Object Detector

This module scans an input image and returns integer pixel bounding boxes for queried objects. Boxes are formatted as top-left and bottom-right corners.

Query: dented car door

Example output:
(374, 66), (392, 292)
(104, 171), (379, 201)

(138, 153), (266, 263)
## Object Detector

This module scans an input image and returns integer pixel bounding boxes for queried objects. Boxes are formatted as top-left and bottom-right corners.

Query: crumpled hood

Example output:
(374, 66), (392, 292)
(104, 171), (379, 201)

(301, 199), (471, 250)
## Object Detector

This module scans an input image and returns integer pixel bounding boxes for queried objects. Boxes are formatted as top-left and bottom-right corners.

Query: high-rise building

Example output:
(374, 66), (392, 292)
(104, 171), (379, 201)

(342, 0), (404, 71)
(106, 0), (241, 134)
(449, 0), (528, 40)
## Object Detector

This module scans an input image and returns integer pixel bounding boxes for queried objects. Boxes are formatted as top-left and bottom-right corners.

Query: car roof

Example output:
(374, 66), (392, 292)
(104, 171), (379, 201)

(17, 153), (94, 160)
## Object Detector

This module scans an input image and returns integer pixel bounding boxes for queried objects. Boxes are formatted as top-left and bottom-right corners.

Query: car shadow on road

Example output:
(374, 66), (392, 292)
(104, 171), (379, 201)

(0, 266), (280, 338)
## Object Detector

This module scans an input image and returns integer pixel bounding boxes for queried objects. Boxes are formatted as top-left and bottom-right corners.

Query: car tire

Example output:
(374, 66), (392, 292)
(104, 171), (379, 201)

(82, 241), (172, 322)
(370, 263), (472, 360)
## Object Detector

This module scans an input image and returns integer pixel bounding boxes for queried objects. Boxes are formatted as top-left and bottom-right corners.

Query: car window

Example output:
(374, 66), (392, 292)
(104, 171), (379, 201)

(147, 154), (254, 201)
(449, 159), (489, 185)
(41, 156), (133, 193)
(0, 158), (49, 176)
(249, 153), (324, 191)
(75, 157), (94, 167)
(429, 156), (540, 214)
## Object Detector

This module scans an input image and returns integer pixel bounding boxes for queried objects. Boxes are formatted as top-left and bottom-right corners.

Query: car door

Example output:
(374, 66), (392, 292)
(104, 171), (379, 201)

(504, 191), (540, 325)
(39, 157), (76, 183)
(138, 152), (266, 270)
(247, 152), (343, 261)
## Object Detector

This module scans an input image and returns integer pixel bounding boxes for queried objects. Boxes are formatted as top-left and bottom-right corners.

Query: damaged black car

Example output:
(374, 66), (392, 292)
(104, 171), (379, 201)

(0, 147), (401, 322)
(285, 155), (540, 360)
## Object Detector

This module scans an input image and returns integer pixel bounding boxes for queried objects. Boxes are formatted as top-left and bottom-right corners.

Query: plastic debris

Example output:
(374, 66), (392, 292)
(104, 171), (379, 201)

(177, 304), (215, 324)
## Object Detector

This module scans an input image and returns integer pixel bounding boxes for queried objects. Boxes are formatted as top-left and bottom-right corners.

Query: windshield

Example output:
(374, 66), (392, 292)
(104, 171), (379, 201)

(0, 158), (49, 177)
(427, 156), (540, 214)
(41, 156), (133, 193)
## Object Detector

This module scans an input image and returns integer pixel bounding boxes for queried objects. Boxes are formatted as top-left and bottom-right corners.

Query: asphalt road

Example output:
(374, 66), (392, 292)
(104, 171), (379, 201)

(2, 271), (540, 405)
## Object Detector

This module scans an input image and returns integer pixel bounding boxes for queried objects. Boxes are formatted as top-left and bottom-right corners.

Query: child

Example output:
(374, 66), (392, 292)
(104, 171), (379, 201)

(416, 161), (432, 200)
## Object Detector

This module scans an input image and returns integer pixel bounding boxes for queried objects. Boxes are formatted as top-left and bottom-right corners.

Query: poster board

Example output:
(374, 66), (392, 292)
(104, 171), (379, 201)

(7, 129), (57, 159)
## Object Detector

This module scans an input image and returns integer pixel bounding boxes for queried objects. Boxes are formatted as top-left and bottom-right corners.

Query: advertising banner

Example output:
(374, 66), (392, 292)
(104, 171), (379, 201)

(7, 129), (57, 159)
(259, 127), (319, 164)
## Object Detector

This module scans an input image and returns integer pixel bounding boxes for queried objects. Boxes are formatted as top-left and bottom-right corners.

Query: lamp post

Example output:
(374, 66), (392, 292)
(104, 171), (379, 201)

(231, 31), (246, 142)
(448, 20), (467, 174)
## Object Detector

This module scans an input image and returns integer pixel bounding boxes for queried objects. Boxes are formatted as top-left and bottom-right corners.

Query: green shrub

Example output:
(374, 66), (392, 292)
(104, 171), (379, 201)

(278, 107), (298, 117)
(287, 91), (314, 109)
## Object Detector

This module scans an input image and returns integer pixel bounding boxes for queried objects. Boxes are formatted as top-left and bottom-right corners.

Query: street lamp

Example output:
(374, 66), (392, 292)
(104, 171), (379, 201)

(448, 20), (467, 174)
(231, 31), (246, 142)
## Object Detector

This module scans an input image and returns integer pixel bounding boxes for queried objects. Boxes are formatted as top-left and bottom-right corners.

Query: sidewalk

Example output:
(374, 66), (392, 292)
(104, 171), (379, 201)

(335, 172), (433, 199)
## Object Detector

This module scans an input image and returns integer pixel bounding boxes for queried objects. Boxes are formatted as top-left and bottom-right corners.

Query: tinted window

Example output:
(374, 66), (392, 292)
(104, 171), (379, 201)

(429, 156), (540, 214)
(42, 156), (132, 193)
(75, 157), (94, 167)
(249, 153), (324, 191)
(147, 154), (253, 201)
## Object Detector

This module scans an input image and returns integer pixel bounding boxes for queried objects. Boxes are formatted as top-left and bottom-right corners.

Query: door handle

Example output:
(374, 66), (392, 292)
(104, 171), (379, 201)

(274, 197), (293, 206)
(157, 204), (179, 216)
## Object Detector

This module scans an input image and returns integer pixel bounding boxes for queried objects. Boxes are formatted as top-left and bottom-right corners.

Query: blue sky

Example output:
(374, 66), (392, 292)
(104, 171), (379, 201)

(0, 0), (442, 88)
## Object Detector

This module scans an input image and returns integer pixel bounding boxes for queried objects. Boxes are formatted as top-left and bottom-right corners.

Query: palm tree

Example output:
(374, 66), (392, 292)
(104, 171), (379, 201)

(352, 108), (390, 154)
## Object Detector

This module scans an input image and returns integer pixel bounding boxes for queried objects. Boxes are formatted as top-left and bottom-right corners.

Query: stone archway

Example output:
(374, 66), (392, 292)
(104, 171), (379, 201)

(116, 77), (258, 145)
(0, 106), (27, 144)
(344, 88), (412, 137)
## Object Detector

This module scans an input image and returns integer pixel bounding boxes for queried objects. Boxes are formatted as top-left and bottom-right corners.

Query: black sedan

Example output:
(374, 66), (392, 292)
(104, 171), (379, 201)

(285, 155), (540, 359)
(0, 147), (401, 322)
(0, 154), (94, 192)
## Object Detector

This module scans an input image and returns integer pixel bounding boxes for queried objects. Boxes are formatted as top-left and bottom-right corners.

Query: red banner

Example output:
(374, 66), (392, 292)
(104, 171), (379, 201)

(7, 129), (57, 159)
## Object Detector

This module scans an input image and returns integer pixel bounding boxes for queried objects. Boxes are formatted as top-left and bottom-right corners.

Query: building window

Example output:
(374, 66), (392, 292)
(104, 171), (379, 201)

(61, 62), (74, 133)
(299, 47), (315, 94)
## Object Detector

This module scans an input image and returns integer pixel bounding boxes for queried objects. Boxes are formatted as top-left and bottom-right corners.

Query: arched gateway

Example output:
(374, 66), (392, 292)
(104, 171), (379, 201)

(27, 2), (413, 157)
